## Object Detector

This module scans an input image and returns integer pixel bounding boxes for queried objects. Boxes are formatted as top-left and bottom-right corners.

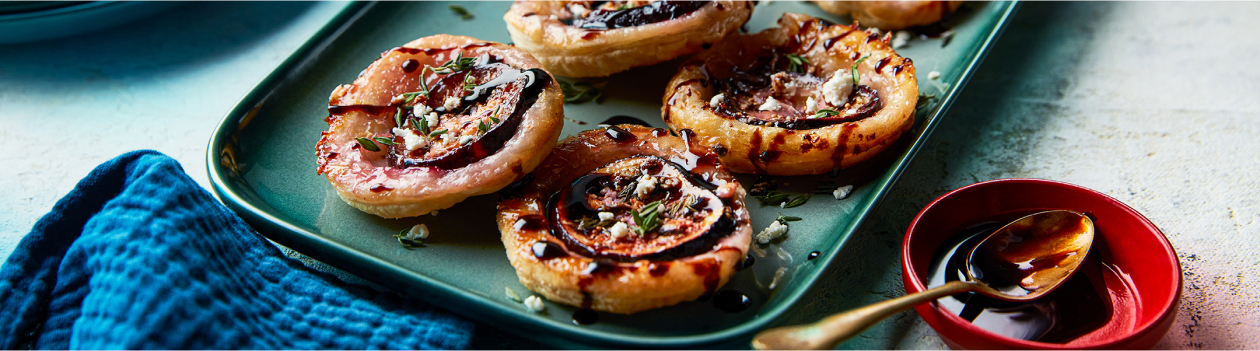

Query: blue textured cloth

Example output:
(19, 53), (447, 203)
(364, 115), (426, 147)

(0, 150), (472, 349)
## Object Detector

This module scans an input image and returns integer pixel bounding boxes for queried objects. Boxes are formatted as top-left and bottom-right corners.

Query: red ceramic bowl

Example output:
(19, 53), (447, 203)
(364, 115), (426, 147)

(902, 179), (1181, 349)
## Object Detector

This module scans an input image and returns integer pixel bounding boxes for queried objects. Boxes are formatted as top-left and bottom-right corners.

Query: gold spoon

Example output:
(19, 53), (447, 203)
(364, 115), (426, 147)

(751, 210), (1095, 350)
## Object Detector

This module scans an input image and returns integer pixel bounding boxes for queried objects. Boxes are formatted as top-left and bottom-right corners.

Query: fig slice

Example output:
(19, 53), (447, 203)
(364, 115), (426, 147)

(550, 156), (734, 262)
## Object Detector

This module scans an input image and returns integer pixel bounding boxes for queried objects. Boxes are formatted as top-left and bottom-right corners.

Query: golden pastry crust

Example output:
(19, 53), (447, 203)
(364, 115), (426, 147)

(662, 13), (918, 175)
(814, 1), (964, 30)
(504, 1), (753, 77)
(317, 35), (564, 218)
(497, 125), (752, 314)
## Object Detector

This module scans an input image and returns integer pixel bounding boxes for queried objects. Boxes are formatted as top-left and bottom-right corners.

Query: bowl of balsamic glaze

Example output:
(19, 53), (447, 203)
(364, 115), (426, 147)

(902, 179), (1181, 349)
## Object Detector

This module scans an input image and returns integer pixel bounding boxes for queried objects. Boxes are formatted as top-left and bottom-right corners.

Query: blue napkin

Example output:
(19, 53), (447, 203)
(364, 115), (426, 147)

(0, 150), (472, 349)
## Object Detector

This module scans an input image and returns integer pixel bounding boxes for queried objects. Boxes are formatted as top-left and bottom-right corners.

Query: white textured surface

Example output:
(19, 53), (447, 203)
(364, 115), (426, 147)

(785, 2), (1260, 349)
(0, 2), (1256, 349)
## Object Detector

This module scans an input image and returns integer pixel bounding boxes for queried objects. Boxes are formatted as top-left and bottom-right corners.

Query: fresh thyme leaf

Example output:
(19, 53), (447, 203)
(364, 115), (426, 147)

(753, 191), (790, 206)
(373, 137), (398, 146)
(489, 115), (500, 124)
(578, 217), (599, 230)
(783, 194), (812, 208)
(435, 52), (477, 75)
(393, 229), (426, 249)
(393, 107), (403, 127)
(813, 108), (840, 119)
(418, 115), (431, 135)
(615, 4), (630, 10)
(851, 54), (871, 86)
(776, 213), (803, 223)
(633, 200), (664, 234)
(449, 4), (474, 20)
(786, 53), (809, 73)
(355, 137), (380, 152)
(428, 128), (448, 137)
(409, 116), (422, 131)
(477, 120), (489, 132)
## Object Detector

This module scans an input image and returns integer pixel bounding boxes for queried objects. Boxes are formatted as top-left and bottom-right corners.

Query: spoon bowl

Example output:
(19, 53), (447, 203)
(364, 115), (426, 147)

(750, 210), (1094, 350)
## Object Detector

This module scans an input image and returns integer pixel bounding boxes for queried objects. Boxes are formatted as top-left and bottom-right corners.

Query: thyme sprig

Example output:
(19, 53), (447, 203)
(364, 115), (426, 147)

(753, 191), (811, 208)
(449, 4), (474, 20)
(632, 200), (664, 235)
(558, 80), (602, 104)
(783, 194), (811, 208)
(851, 54), (871, 86)
(477, 119), (490, 133)
(394, 228), (426, 249)
(775, 214), (803, 224)
(356, 137), (381, 152)
(463, 74), (477, 92)
(428, 128), (448, 137)
(786, 53), (810, 74)
(433, 52), (477, 75)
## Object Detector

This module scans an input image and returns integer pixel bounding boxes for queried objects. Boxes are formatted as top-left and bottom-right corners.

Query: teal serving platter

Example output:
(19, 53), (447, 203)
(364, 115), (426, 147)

(207, 1), (1018, 348)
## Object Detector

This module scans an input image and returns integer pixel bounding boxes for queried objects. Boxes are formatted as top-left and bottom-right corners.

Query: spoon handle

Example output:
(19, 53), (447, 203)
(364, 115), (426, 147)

(751, 280), (977, 350)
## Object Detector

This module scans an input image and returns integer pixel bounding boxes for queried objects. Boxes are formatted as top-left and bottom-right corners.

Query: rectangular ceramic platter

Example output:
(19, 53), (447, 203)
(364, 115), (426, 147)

(208, 1), (1017, 348)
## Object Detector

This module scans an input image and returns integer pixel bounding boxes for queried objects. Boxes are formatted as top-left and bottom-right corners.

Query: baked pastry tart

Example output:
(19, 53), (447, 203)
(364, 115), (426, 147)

(503, 1), (754, 78)
(497, 125), (752, 314)
(317, 35), (564, 218)
(662, 13), (918, 175)
(813, 1), (963, 30)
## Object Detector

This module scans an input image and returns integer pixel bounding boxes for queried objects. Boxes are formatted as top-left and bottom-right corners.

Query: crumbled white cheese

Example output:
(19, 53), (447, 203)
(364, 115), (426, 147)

(524, 295), (545, 313)
(393, 127), (429, 151)
(805, 96), (817, 113)
(755, 221), (789, 244)
(598, 212), (615, 221)
(709, 93), (725, 108)
(608, 222), (630, 240)
(457, 135), (476, 145)
(569, 4), (587, 17)
(425, 112), (440, 129)
(634, 175), (658, 198)
(548, 14), (558, 21)
(430, 210), (439, 216)
(443, 96), (461, 110)
(822, 70), (854, 105)
(928, 71), (941, 80)
(892, 30), (911, 49)
(505, 287), (523, 302)
(412, 105), (433, 119)
(405, 224), (430, 241)
(758, 97), (783, 111)
(833, 185), (854, 200)
(440, 132), (456, 144)
(869, 27), (882, 36)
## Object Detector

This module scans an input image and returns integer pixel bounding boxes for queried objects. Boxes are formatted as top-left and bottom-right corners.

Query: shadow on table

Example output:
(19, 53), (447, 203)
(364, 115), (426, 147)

(0, 2), (317, 88)
(773, 2), (1119, 349)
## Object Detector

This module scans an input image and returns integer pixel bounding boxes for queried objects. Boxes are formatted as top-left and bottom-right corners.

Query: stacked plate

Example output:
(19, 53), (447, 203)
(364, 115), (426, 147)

(0, 1), (178, 44)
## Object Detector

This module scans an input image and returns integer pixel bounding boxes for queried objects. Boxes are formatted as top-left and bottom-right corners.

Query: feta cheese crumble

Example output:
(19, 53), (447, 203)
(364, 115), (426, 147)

(443, 96), (461, 110)
(822, 70), (853, 105)
(833, 185), (854, 200)
(440, 131), (456, 144)
(758, 97), (783, 111)
(805, 96), (817, 114)
(425, 112), (440, 129)
(412, 104), (433, 118)
(634, 175), (658, 198)
(598, 212), (615, 221)
(505, 287), (523, 302)
(755, 220), (789, 244)
(404, 224), (430, 241)
(457, 135), (475, 145)
(393, 127), (429, 151)
(709, 93), (725, 108)
(430, 210), (439, 216)
(609, 222), (630, 240)
(524, 295), (545, 313)
(928, 71), (941, 80)
(892, 31), (911, 49)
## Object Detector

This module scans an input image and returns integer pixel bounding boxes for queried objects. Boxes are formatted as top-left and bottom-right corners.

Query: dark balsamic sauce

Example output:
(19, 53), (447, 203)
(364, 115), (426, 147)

(928, 216), (1115, 343)
(515, 215), (547, 231)
(712, 290), (752, 313)
(736, 255), (755, 270)
(807, 251), (820, 260)
(874, 57), (892, 73)
(603, 125), (637, 143)
(599, 115), (652, 127)
(401, 59), (419, 73)
(532, 241), (567, 260)
(327, 104), (396, 116)
(572, 309), (599, 325)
